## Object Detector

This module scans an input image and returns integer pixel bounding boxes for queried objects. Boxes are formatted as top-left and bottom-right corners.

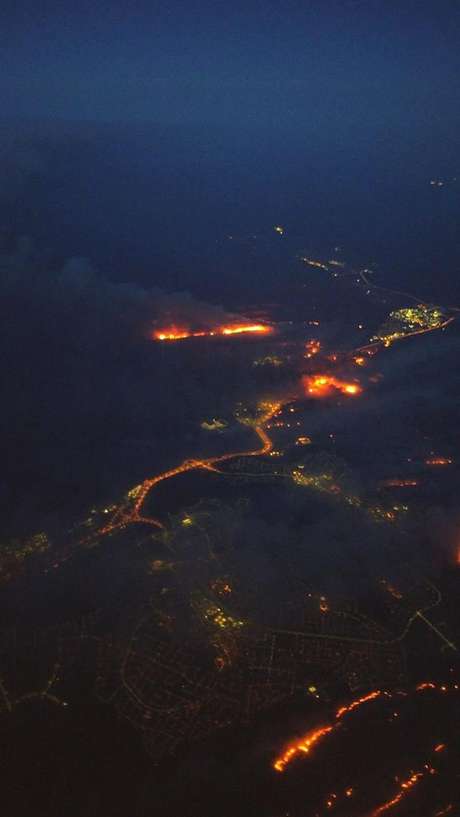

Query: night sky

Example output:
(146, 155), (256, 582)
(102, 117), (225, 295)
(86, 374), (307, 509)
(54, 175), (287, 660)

(2, 0), (460, 136)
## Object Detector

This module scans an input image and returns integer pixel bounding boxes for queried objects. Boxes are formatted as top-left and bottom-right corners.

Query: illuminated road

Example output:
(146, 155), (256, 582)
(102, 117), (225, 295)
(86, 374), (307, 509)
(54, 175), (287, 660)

(94, 287), (458, 549)
(84, 268), (459, 574)
(97, 402), (282, 539)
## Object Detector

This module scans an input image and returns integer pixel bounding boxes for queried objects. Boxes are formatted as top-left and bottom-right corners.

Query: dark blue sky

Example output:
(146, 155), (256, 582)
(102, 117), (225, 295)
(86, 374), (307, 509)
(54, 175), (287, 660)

(3, 0), (460, 134)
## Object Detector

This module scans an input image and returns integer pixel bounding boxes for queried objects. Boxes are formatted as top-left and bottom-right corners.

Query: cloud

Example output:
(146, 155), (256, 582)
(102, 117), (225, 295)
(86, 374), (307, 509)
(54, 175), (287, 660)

(0, 235), (272, 532)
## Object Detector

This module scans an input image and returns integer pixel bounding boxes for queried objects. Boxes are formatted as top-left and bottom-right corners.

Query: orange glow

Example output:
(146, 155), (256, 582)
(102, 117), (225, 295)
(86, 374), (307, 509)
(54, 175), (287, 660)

(416, 681), (460, 693)
(273, 725), (334, 772)
(221, 323), (272, 336)
(382, 479), (419, 488)
(335, 690), (382, 720)
(305, 339), (321, 358)
(369, 771), (425, 816)
(273, 690), (381, 773)
(353, 356), (366, 366)
(381, 579), (403, 599)
(95, 401), (283, 540)
(303, 374), (363, 397)
(369, 745), (446, 816)
(425, 457), (453, 466)
(154, 323), (272, 341)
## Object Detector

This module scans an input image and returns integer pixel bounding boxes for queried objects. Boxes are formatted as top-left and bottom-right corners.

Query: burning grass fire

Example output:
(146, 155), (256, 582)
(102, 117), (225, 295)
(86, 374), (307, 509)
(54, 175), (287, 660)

(153, 323), (273, 341)
(273, 690), (383, 772)
(303, 374), (363, 397)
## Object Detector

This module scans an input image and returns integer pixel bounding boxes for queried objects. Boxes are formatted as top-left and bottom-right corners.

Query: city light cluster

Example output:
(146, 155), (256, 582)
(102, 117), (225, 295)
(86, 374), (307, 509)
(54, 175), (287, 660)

(371, 305), (451, 347)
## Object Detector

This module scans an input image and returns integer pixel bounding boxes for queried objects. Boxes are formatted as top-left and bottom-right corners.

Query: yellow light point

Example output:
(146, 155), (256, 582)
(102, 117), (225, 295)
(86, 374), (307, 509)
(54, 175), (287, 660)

(274, 225), (284, 234)
(308, 685), (317, 693)
(182, 516), (193, 526)
(354, 356), (366, 366)
(345, 788), (354, 797)
(127, 484), (143, 500)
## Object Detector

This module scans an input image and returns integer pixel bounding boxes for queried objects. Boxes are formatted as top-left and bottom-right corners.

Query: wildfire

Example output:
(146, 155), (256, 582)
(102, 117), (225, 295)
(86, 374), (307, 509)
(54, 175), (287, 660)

(304, 374), (362, 397)
(335, 691), (382, 720)
(369, 771), (425, 816)
(153, 323), (272, 341)
(273, 690), (381, 773)
(416, 681), (459, 693)
(368, 745), (446, 816)
(273, 725), (334, 772)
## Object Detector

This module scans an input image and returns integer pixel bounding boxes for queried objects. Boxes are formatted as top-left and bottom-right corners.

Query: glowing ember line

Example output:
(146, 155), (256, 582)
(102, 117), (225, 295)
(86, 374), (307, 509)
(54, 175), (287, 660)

(272, 682), (456, 777)
(335, 690), (382, 720)
(221, 324), (270, 335)
(416, 681), (460, 693)
(369, 772), (425, 816)
(153, 323), (272, 341)
(273, 726), (334, 772)
(434, 805), (453, 816)
(368, 745), (446, 816)
(273, 690), (381, 773)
